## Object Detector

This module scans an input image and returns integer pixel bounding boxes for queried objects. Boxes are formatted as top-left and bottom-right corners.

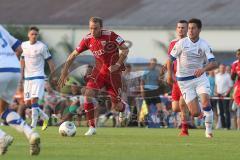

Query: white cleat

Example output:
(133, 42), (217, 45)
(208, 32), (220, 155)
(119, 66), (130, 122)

(0, 135), (14, 155)
(29, 132), (41, 156)
(205, 132), (213, 138)
(84, 127), (96, 136)
(119, 112), (125, 123)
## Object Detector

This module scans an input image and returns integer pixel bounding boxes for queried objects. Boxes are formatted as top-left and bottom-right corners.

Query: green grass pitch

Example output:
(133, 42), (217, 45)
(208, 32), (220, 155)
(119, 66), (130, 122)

(1, 127), (240, 160)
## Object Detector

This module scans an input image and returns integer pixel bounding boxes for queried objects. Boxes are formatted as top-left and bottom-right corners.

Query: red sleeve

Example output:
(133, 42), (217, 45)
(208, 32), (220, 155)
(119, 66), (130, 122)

(111, 31), (125, 46)
(167, 41), (175, 55)
(76, 38), (88, 53)
(231, 63), (236, 74)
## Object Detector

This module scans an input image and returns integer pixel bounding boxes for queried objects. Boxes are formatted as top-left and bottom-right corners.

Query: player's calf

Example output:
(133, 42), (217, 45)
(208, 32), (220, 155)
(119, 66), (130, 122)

(202, 105), (213, 138)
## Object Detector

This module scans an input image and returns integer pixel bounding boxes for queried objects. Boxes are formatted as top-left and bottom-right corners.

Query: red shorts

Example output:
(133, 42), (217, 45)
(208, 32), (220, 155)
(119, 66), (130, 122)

(86, 69), (122, 104)
(171, 82), (182, 101)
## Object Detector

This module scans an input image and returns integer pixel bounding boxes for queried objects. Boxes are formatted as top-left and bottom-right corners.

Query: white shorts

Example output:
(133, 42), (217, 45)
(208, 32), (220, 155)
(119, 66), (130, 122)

(177, 74), (210, 104)
(24, 79), (45, 101)
(0, 72), (20, 104)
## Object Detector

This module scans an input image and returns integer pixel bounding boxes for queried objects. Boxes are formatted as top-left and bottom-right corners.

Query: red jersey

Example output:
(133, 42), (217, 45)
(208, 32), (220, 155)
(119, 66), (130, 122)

(76, 30), (125, 74)
(231, 60), (240, 86)
(167, 39), (182, 100)
(167, 39), (179, 80)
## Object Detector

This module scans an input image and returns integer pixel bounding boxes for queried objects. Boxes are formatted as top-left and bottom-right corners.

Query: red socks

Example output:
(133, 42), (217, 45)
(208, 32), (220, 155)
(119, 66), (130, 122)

(182, 120), (188, 132)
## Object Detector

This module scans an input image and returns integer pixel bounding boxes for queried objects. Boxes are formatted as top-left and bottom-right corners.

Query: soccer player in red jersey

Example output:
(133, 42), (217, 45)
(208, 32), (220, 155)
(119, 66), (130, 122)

(231, 49), (240, 130)
(231, 49), (240, 87)
(58, 17), (129, 136)
(167, 20), (189, 136)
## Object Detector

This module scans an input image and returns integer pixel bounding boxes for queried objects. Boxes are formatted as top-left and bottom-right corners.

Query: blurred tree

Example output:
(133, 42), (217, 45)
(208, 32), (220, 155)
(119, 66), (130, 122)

(57, 35), (74, 54)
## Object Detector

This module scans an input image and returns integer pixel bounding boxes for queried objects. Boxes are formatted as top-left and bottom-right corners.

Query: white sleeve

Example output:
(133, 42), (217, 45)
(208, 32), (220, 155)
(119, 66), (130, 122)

(0, 25), (21, 51)
(169, 41), (182, 61)
(20, 44), (25, 58)
(42, 44), (52, 60)
(204, 43), (215, 62)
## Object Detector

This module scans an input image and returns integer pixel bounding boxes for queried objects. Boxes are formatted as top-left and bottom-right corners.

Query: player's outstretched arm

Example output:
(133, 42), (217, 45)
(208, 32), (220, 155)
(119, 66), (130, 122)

(58, 50), (79, 88)
(15, 45), (23, 59)
(166, 59), (174, 85)
(194, 61), (218, 77)
(117, 43), (129, 64)
(108, 43), (129, 72)
(47, 59), (56, 75)
(20, 57), (25, 85)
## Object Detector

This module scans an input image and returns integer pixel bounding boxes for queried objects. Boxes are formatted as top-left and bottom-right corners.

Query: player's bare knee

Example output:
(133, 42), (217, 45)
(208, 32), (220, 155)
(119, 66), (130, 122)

(172, 106), (180, 112)
(84, 89), (95, 102)
(25, 100), (31, 106)
(172, 101), (180, 112)
(190, 110), (200, 117)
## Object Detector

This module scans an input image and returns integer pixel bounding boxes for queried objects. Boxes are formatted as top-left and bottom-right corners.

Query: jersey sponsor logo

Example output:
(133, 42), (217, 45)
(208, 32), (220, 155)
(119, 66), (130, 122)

(116, 36), (124, 45)
(0, 32), (8, 48)
(198, 48), (203, 55)
(92, 49), (105, 57)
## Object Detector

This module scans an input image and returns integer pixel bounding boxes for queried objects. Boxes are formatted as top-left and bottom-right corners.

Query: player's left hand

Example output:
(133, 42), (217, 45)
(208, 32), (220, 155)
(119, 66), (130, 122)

(108, 64), (120, 73)
(194, 68), (205, 77)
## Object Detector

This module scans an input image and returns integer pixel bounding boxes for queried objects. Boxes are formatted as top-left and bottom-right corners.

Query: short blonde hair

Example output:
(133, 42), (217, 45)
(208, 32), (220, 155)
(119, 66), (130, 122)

(89, 17), (103, 27)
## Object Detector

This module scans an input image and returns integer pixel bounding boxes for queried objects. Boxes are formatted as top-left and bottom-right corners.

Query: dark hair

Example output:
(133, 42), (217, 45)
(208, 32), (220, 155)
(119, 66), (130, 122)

(150, 58), (157, 63)
(29, 26), (39, 32)
(89, 17), (103, 27)
(178, 20), (188, 24)
(188, 18), (202, 29)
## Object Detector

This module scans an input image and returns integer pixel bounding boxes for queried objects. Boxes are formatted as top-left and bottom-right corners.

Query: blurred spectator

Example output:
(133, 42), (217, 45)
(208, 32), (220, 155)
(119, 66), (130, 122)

(231, 49), (240, 130)
(140, 58), (168, 127)
(207, 70), (218, 128)
(122, 64), (141, 126)
(215, 64), (233, 129)
(59, 83), (82, 123)
(43, 82), (67, 125)
(226, 65), (231, 74)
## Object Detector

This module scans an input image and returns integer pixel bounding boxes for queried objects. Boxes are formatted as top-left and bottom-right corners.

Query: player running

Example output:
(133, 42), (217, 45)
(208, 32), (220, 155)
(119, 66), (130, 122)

(167, 18), (218, 138)
(58, 17), (129, 136)
(21, 26), (55, 130)
(167, 20), (190, 136)
(0, 25), (40, 155)
(231, 49), (240, 130)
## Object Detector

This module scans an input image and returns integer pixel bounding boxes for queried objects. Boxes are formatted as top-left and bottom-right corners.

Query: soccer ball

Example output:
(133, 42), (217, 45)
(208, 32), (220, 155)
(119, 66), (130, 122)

(59, 121), (77, 137)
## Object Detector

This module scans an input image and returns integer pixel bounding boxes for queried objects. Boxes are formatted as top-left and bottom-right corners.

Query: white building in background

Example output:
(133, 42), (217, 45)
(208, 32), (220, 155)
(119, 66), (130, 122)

(39, 25), (240, 66)
(2, 0), (240, 66)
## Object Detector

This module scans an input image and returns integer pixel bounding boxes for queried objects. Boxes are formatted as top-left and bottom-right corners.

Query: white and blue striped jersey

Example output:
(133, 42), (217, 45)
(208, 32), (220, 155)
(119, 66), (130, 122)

(169, 37), (215, 81)
(21, 41), (52, 79)
(0, 25), (21, 72)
